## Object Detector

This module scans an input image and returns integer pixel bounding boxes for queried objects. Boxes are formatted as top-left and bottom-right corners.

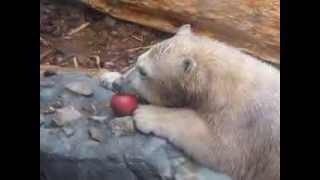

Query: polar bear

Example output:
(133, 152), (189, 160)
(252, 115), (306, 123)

(113, 25), (280, 180)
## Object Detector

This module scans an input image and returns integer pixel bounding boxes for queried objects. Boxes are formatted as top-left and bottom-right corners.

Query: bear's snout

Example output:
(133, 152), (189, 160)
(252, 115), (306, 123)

(112, 80), (122, 93)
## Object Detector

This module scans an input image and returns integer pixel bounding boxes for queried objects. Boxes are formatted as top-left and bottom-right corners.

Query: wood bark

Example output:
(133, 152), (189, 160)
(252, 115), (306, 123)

(81, 0), (280, 64)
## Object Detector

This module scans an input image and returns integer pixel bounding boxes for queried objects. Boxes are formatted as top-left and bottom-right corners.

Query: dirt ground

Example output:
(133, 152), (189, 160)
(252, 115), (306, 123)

(40, 0), (170, 73)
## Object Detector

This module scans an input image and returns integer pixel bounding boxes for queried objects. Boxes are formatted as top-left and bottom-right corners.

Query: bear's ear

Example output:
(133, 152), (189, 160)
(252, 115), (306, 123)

(182, 57), (196, 73)
(176, 24), (192, 35)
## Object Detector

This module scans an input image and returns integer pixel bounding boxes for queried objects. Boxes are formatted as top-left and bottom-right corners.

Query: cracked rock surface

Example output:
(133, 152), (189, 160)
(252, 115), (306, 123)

(40, 70), (231, 180)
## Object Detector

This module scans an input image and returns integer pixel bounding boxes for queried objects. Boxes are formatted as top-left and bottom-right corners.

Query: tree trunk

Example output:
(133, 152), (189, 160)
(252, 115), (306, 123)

(80, 0), (280, 64)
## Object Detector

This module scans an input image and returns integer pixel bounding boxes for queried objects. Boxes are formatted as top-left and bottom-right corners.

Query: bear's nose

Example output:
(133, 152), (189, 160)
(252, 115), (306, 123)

(112, 81), (122, 93)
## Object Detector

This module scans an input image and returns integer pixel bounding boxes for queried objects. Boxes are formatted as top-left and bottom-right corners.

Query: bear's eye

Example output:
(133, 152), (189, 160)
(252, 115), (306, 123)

(138, 67), (147, 78)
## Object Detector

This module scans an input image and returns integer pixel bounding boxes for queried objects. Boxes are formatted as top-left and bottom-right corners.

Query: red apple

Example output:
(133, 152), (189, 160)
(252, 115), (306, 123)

(111, 94), (138, 117)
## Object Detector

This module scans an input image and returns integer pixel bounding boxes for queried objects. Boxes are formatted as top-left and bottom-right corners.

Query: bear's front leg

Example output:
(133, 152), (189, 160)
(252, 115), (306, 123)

(133, 105), (211, 154)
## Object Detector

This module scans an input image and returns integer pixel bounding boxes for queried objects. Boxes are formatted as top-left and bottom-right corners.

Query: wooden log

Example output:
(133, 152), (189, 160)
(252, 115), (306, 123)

(80, 0), (280, 64)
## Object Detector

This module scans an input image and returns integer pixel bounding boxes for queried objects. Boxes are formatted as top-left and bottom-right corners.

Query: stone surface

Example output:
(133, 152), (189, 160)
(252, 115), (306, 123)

(42, 106), (56, 114)
(65, 81), (94, 96)
(40, 79), (55, 88)
(55, 106), (82, 126)
(40, 71), (231, 180)
(62, 127), (75, 137)
(80, 0), (280, 64)
(109, 116), (135, 137)
(88, 126), (105, 142)
(51, 99), (64, 109)
(43, 70), (57, 77)
(40, 114), (45, 125)
(88, 115), (108, 123)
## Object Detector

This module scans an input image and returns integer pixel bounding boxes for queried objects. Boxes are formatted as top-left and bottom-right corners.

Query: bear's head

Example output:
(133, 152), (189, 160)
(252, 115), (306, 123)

(113, 24), (225, 107)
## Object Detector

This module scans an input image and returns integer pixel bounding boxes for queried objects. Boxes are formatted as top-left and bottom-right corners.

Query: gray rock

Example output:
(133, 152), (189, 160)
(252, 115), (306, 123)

(51, 100), (64, 109)
(40, 71), (232, 180)
(42, 106), (56, 114)
(40, 80), (55, 88)
(55, 106), (82, 126)
(124, 154), (162, 180)
(62, 127), (75, 137)
(65, 81), (93, 96)
(88, 115), (108, 123)
(88, 126), (105, 142)
(197, 168), (232, 180)
(40, 88), (63, 105)
(109, 116), (135, 137)
(40, 114), (45, 125)
(81, 103), (97, 115)
(174, 161), (198, 180)
(43, 70), (57, 77)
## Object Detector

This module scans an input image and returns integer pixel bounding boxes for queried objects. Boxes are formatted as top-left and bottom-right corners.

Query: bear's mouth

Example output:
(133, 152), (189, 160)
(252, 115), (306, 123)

(111, 84), (149, 104)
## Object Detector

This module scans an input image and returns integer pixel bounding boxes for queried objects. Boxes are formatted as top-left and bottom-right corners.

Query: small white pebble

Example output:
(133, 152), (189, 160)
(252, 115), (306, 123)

(88, 116), (108, 123)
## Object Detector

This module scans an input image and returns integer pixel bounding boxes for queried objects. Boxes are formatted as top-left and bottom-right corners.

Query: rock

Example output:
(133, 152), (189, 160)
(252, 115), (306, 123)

(175, 161), (201, 180)
(88, 127), (105, 142)
(55, 106), (82, 126)
(80, 0), (280, 64)
(40, 86), (63, 105)
(81, 104), (97, 115)
(109, 116), (135, 137)
(43, 70), (57, 77)
(62, 127), (75, 137)
(196, 168), (232, 180)
(40, 80), (55, 88)
(43, 106), (56, 114)
(40, 71), (232, 180)
(65, 81), (93, 96)
(40, 114), (45, 125)
(88, 116), (108, 123)
(51, 100), (64, 109)
(124, 154), (162, 180)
